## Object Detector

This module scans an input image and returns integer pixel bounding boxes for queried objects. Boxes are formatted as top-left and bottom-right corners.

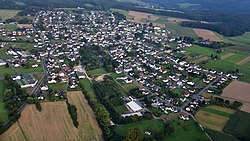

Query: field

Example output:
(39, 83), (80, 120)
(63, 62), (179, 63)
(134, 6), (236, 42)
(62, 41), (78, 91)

(87, 68), (108, 76)
(0, 80), (8, 122)
(195, 110), (231, 131)
(222, 80), (250, 103)
(0, 101), (103, 141)
(48, 82), (67, 92)
(206, 129), (240, 141)
(67, 91), (103, 141)
(79, 79), (96, 98)
(193, 28), (222, 42)
(0, 10), (21, 21)
(221, 53), (235, 60)
(167, 17), (194, 23)
(223, 53), (247, 64)
(0, 66), (16, 76)
(3, 24), (17, 31)
(122, 82), (139, 91)
(9, 43), (33, 50)
(128, 11), (159, 23)
(192, 56), (209, 64)
(236, 56), (250, 65)
(224, 111), (250, 141)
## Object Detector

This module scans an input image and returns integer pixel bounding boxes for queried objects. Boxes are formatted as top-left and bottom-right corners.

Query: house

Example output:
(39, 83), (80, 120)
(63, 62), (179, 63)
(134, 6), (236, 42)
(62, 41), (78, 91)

(41, 85), (49, 91)
(0, 59), (6, 66)
(76, 71), (86, 79)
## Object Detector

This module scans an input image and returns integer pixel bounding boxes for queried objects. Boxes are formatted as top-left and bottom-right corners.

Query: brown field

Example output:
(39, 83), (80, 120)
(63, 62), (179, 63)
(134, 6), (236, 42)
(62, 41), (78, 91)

(236, 56), (250, 65)
(241, 103), (250, 113)
(127, 11), (164, 28)
(221, 53), (235, 60)
(0, 93), (103, 141)
(207, 105), (235, 114)
(222, 80), (250, 103)
(67, 91), (103, 141)
(195, 110), (229, 131)
(193, 28), (222, 42)
(17, 24), (32, 28)
(192, 56), (209, 64)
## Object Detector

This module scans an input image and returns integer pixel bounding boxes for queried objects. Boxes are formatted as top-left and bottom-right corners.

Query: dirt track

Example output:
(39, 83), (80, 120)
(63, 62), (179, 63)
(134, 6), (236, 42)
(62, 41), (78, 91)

(193, 28), (222, 42)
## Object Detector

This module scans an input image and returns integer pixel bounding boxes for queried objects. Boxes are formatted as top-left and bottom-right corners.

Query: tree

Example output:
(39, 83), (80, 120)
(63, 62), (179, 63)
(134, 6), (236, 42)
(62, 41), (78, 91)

(4, 89), (14, 99)
(124, 128), (144, 141)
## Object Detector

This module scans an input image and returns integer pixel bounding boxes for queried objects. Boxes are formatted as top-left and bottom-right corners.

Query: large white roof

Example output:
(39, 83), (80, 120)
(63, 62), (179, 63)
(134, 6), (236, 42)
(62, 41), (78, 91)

(126, 101), (142, 112)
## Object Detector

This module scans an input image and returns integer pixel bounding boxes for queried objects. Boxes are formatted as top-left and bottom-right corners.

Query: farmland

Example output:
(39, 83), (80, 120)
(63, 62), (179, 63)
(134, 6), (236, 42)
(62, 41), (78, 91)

(0, 101), (102, 141)
(0, 80), (8, 122)
(0, 10), (21, 21)
(193, 28), (222, 42)
(224, 111), (250, 141)
(16, 66), (43, 74)
(195, 105), (234, 131)
(67, 91), (103, 141)
(79, 79), (96, 98)
(0, 66), (16, 76)
(48, 82), (67, 92)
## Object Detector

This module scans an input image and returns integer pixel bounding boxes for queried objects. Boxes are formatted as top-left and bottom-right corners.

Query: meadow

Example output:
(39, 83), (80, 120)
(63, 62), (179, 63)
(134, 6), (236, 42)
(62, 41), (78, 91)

(0, 10), (21, 21)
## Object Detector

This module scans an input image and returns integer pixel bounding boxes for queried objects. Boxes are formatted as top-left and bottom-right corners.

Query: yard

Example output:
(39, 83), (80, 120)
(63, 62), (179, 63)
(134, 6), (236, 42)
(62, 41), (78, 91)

(0, 9), (21, 21)
(0, 80), (8, 122)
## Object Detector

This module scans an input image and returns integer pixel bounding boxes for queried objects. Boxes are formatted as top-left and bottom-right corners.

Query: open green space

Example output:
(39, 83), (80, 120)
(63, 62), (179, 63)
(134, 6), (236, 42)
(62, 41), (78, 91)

(79, 79), (96, 98)
(48, 82), (67, 92)
(110, 8), (134, 19)
(185, 45), (224, 57)
(17, 66), (42, 74)
(3, 24), (17, 31)
(172, 88), (183, 95)
(0, 80), (8, 122)
(206, 129), (240, 141)
(122, 82), (139, 91)
(115, 105), (127, 114)
(10, 42), (33, 50)
(224, 111), (250, 141)
(165, 119), (209, 141)
(224, 54), (247, 64)
(201, 107), (233, 118)
(0, 48), (11, 59)
(0, 66), (16, 76)
(0, 9), (21, 21)
(110, 72), (125, 79)
(87, 67), (108, 76)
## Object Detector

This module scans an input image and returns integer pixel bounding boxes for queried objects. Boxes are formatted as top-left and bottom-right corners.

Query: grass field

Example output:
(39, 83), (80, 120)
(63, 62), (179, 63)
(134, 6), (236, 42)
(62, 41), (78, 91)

(0, 66), (16, 76)
(0, 80), (8, 122)
(87, 68), (108, 76)
(206, 129), (240, 141)
(67, 91), (103, 141)
(224, 111), (250, 141)
(0, 9), (21, 21)
(165, 119), (209, 141)
(79, 79), (96, 98)
(200, 107), (234, 118)
(3, 24), (17, 31)
(223, 54), (247, 64)
(122, 82), (139, 91)
(10, 43), (33, 50)
(48, 82), (67, 92)
(16, 66), (42, 74)
(0, 101), (103, 141)
(0, 48), (11, 59)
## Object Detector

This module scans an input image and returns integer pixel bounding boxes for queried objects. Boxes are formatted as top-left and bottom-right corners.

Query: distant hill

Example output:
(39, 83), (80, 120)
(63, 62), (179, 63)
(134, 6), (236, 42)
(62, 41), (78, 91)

(142, 0), (250, 14)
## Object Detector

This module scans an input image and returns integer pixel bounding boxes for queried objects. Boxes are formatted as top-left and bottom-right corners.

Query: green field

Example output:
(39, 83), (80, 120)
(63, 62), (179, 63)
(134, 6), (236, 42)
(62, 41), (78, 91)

(200, 107), (233, 118)
(224, 111), (250, 141)
(206, 129), (240, 141)
(0, 66), (16, 76)
(87, 68), (108, 76)
(0, 9), (21, 21)
(122, 82), (139, 91)
(115, 105), (127, 114)
(185, 45), (227, 57)
(17, 66), (43, 74)
(79, 79), (96, 98)
(110, 72), (125, 79)
(48, 82), (67, 92)
(10, 43), (34, 50)
(110, 8), (134, 19)
(3, 24), (17, 31)
(0, 48), (11, 59)
(0, 80), (8, 122)
(224, 54), (247, 64)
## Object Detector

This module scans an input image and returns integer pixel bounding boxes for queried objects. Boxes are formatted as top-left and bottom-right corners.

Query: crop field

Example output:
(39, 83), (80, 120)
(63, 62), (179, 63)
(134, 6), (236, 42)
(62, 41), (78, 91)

(0, 10), (21, 21)
(128, 11), (159, 23)
(223, 54), (247, 64)
(167, 17), (194, 23)
(192, 56), (209, 64)
(236, 56), (250, 65)
(67, 91), (103, 141)
(193, 28), (222, 42)
(224, 111), (250, 141)
(0, 101), (103, 141)
(185, 45), (220, 57)
(222, 80), (250, 103)
(221, 53), (235, 60)
(195, 110), (231, 131)
(0, 80), (8, 122)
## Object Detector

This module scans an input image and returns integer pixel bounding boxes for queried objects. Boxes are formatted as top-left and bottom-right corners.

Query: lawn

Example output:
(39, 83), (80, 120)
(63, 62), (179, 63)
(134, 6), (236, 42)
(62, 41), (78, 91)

(0, 9), (21, 21)
(79, 79), (96, 98)
(200, 107), (233, 118)
(17, 66), (43, 74)
(185, 45), (218, 57)
(172, 88), (183, 95)
(0, 66), (16, 76)
(48, 82), (67, 92)
(0, 80), (8, 122)
(164, 119), (209, 141)
(87, 68), (108, 76)
(115, 105), (127, 114)
(10, 43), (33, 50)
(0, 48), (11, 59)
(110, 72), (125, 79)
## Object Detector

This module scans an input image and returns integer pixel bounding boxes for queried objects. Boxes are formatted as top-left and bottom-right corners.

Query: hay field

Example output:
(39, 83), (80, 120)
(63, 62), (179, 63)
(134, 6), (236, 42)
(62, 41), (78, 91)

(221, 53), (235, 60)
(236, 56), (250, 65)
(193, 28), (222, 42)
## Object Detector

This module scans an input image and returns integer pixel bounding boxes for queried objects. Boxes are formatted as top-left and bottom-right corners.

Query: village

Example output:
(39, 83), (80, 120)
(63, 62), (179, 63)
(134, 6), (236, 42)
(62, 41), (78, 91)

(0, 9), (247, 141)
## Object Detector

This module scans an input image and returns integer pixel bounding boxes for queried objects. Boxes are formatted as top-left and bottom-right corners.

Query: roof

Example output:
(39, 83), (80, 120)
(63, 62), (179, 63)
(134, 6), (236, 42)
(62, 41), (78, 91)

(126, 101), (143, 112)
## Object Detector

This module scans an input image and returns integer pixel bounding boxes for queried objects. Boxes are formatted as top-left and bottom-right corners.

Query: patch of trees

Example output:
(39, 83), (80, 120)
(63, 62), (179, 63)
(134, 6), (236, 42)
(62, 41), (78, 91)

(66, 101), (78, 128)
(211, 97), (242, 110)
